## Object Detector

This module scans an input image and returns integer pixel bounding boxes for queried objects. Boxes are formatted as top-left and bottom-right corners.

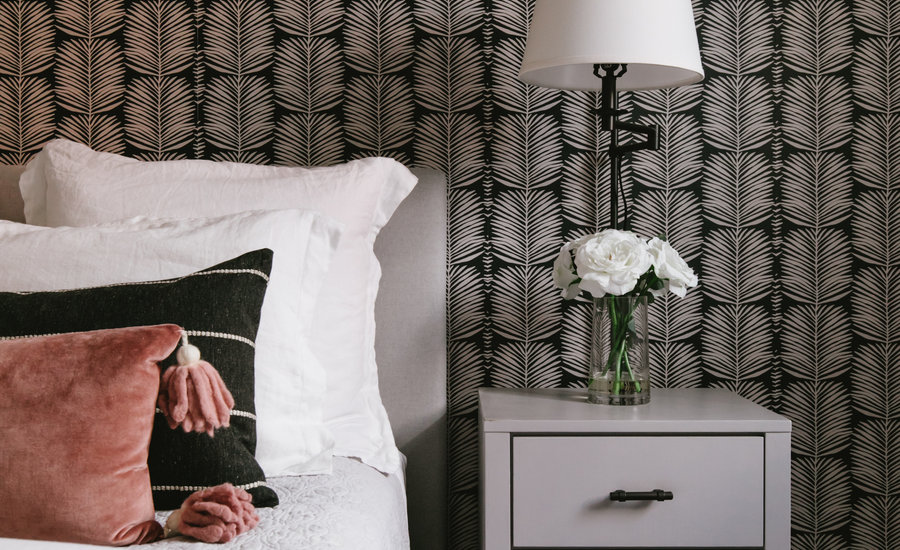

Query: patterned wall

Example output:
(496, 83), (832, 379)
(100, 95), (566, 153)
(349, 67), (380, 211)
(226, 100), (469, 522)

(1, 0), (897, 547)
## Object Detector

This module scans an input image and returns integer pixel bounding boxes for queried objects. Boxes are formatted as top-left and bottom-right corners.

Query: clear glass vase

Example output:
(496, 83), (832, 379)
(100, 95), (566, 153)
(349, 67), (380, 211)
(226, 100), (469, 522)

(587, 295), (650, 405)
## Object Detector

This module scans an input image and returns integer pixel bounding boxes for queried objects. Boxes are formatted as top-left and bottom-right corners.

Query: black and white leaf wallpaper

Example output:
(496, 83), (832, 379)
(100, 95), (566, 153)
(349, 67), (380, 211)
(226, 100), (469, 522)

(1, 0), (897, 547)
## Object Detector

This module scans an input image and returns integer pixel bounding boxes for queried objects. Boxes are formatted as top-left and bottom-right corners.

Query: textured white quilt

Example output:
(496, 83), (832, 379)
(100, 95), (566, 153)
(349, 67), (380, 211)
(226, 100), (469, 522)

(0, 458), (409, 550)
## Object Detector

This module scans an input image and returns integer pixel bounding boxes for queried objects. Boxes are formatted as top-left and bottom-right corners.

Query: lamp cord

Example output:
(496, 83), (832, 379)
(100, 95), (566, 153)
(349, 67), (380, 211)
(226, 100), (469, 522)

(616, 154), (629, 231)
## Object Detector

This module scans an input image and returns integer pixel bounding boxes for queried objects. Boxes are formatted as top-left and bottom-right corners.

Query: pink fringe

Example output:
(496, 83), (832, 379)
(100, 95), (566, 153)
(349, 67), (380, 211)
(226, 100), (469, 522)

(178, 484), (259, 543)
(157, 361), (234, 437)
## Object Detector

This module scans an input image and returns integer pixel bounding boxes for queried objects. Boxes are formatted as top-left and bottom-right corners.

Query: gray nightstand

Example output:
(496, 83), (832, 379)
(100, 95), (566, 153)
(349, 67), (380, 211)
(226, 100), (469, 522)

(479, 388), (791, 549)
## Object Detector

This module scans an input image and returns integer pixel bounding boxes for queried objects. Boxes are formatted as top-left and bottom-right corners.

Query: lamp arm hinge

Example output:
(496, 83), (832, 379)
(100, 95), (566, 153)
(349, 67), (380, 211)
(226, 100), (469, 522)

(610, 121), (660, 156)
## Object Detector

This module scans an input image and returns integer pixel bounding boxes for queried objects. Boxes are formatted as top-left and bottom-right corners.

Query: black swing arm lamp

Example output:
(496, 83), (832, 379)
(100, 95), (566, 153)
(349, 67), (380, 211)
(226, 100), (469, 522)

(519, 0), (704, 231)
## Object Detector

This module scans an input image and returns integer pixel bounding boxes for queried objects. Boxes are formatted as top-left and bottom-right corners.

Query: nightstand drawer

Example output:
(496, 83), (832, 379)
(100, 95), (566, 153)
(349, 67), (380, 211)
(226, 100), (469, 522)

(512, 435), (764, 548)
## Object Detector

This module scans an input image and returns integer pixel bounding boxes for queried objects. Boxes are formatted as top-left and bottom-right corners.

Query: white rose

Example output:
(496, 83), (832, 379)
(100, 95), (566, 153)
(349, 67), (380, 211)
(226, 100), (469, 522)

(648, 237), (698, 298)
(574, 229), (652, 297)
(552, 243), (580, 300)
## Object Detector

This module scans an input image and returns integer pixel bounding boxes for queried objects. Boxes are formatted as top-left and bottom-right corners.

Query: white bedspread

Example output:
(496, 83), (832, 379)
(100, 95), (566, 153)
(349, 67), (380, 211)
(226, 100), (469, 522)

(0, 457), (409, 550)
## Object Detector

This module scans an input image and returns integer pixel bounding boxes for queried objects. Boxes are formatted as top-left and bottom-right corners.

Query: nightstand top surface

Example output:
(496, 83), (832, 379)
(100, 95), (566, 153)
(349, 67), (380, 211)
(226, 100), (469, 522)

(479, 387), (791, 433)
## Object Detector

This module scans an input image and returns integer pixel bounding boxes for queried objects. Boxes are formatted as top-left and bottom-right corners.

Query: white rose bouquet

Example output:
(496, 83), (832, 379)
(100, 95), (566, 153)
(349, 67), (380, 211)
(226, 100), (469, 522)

(553, 229), (697, 302)
(553, 229), (698, 402)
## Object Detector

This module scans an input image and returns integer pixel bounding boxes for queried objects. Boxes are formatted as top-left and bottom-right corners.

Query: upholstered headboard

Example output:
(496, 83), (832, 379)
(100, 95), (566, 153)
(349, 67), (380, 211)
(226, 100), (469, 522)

(375, 168), (447, 550)
(0, 165), (447, 550)
(0, 166), (25, 223)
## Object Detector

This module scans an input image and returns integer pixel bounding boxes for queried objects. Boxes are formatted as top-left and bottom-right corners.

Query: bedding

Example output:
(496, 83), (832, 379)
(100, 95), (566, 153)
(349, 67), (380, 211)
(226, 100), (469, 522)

(0, 162), (449, 550)
(20, 139), (417, 475)
(0, 458), (409, 550)
(0, 209), (342, 477)
(0, 250), (278, 510)
(153, 458), (410, 549)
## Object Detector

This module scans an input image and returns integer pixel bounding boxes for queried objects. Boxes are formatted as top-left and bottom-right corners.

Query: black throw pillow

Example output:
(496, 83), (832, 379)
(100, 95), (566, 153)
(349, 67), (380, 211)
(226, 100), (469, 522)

(0, 249), (278, 510)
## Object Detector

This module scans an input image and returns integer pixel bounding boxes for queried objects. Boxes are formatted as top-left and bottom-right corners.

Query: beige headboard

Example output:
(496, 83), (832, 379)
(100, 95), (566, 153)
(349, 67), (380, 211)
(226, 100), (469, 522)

(375, 168), (447, 550)
(0, 164), (448, 550)
(0, 165), (25, 223)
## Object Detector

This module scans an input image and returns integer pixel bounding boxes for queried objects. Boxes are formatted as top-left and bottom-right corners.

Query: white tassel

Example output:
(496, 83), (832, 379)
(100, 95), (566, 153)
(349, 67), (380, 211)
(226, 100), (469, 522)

(176, 331), (202, 365)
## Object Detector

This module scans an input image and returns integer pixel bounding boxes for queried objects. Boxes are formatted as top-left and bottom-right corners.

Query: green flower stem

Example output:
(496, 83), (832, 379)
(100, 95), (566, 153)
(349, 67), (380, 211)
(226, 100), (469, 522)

(599, 298), (642, 395)
(614, 336), (623, 394)
(622, 348), (642, 393)
(611, 300), (620, 394)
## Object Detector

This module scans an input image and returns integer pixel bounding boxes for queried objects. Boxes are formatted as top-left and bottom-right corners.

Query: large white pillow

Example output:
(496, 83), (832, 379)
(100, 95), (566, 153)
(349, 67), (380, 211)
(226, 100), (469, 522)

(0, 209), (342, 477)
(20, 139), (417, 474)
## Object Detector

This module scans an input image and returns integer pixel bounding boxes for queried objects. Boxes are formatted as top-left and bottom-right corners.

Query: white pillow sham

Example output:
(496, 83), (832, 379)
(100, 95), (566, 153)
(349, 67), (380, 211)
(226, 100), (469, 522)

(0, 209), (342, 476)
(20, 139), (417, 474)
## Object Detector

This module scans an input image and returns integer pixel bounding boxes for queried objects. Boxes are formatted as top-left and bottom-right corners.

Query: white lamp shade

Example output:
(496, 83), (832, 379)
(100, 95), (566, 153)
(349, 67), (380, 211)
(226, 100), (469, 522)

(519, 0), (704, 91)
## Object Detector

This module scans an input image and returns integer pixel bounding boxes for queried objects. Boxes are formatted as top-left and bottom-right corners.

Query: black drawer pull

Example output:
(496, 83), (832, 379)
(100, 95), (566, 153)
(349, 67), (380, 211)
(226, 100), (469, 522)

(610, 489), (673, 502)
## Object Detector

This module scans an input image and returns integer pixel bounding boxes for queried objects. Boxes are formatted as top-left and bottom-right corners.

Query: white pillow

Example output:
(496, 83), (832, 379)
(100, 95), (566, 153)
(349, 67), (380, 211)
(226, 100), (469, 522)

(21, 139), (417, 474)
(0, 209), (342, 476)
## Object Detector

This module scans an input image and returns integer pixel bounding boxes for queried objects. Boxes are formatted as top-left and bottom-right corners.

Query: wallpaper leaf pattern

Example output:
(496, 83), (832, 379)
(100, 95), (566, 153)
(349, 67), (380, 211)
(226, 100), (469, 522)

(344, 0), (414, 161)
(273, 0), (345, 166)
(0, 0), (55, 165)
(124, 0), (194, 159)
(489, 4), (563, 407)
(203, 0), (273, 163)
(699, 0), (775, 409)
(850, 1), (900, 548)
(55, 0), (125, 152)
(630, 85), (705, 390)
(2, 0), (898, 548)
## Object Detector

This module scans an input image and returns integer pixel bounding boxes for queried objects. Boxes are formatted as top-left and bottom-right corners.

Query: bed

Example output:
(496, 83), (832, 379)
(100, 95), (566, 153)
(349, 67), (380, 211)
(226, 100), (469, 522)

(0, 159), (447, 550)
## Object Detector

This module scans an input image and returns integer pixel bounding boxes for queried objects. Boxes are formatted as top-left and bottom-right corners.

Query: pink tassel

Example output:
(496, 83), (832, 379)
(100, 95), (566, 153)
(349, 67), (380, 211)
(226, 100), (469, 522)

(157, 333), (234, 437)
(165, 484), (259, 543)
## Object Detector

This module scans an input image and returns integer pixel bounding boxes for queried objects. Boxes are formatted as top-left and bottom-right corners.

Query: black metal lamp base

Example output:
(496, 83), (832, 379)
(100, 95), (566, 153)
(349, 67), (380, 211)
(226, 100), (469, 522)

(593, 64), (660, 230)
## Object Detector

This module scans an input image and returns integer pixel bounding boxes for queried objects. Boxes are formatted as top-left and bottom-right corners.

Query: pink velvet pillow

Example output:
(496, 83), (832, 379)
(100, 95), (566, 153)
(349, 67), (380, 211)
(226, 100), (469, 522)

(0, 324), (182, 546)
